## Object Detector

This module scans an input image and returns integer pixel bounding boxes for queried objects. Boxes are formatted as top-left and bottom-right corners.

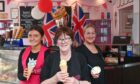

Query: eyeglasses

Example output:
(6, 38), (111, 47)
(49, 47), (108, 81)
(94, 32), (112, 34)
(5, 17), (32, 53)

(58, 37), (71, 42)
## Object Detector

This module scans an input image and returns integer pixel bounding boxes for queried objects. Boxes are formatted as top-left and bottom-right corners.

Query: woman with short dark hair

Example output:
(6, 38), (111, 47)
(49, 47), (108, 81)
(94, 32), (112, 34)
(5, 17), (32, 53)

(40, 26), (91, 84)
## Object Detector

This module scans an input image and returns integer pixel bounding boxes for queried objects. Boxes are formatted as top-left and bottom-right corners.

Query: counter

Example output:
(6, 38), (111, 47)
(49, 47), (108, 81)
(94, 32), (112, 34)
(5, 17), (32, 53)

(0, 50), (20, 84)
(105, 62), (140, 84)
(0, 49), (140, 84)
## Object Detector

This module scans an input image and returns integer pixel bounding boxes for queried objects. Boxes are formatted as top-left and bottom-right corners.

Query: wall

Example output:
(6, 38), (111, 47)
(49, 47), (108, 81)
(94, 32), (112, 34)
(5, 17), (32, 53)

(111, 0), (139, 55)
(132, 0), (139, 55)
(4, 0), (37, 24)
(3, 0), (114, 24)
(112, 0), (139, 42)
(1, 0), (139, 44)
(132, 0), (139, 44)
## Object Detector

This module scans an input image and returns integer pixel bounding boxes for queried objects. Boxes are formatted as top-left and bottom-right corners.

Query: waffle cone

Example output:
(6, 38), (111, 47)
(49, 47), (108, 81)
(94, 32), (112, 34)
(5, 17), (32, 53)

(59, 60), (67, 72)
(60, 65), (67, 72)
(27, 67), (34, 80)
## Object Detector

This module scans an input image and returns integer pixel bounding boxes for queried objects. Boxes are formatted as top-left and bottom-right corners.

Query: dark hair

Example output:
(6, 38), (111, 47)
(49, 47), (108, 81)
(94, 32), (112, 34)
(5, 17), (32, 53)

(29, 25), (44, 37)
(54, 26), (73, 43)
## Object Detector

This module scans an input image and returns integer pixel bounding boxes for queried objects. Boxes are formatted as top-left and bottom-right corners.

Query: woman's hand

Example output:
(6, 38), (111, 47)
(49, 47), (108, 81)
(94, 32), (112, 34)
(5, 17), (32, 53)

(91, 71), (100, 79)
(55, 71), (69, 82)
(23, 68), (29, 78)
(64, 77), (79, 84)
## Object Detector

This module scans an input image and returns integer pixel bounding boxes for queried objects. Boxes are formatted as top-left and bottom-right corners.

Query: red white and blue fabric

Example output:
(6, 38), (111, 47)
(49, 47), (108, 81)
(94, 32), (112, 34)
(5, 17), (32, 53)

(43, 13), (57, 47)
(72, 4), (86, 45)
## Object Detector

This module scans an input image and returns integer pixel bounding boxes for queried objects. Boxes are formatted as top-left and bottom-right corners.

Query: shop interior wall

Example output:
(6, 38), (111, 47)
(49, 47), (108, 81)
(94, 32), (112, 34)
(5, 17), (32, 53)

(4, 0), (114, 35)
(2, 0), (140, 45)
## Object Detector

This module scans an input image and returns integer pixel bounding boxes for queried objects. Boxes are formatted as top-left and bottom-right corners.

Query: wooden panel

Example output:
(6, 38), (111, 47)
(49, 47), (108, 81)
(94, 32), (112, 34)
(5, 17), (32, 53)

(122, 65), (140, 84)
(105, 63), (140, 84)
(105, 67), (122, 84)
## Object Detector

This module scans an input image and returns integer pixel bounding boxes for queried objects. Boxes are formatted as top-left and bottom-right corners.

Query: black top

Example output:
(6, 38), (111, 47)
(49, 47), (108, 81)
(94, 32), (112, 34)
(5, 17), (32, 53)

(40, 49), (90, 84)
(76, 44), (105, 84)
(17, 48), (49, 80)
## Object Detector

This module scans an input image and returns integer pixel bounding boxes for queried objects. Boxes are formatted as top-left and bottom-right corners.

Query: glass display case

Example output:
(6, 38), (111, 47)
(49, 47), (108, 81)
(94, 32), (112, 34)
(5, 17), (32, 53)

(0, 50), (20, 84)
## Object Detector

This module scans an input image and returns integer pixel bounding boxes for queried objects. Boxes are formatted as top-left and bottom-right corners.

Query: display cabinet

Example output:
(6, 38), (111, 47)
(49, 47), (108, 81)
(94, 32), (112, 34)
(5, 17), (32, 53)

(0, 20), (12, 30)
(86, 19), (111, 44)
(0, 50), (20, 84)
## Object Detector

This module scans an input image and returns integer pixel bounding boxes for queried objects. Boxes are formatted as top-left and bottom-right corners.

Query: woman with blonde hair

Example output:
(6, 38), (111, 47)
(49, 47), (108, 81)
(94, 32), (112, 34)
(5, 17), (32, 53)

(76, 24), (105, 84)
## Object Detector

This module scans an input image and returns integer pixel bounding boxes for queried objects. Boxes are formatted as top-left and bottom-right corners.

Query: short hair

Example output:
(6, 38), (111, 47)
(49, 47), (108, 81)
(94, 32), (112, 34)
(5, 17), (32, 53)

(54, 26), (73, 43)
(29, 25), (44, 37)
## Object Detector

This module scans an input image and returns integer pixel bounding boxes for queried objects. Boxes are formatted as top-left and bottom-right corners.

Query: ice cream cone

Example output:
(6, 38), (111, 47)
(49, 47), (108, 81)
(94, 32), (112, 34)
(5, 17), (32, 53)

(27, 58), (36, 80)
(27, 66), (34, 80)
(15, 26), (24, 39)
(59, 60), (67, 72)
(12, 28), (17, 39)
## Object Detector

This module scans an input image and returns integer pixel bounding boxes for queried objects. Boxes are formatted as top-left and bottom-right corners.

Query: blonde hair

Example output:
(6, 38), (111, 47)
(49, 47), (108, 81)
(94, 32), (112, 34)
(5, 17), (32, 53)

(84, 23), (96, 33)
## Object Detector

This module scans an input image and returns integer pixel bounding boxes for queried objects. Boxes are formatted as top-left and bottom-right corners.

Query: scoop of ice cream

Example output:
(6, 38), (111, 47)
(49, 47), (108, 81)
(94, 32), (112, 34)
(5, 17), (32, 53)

(27, 58), (36, 80)
(91, 66), (101, 74)
(60, 60), (67, 66)
(59, 60), (67, 72)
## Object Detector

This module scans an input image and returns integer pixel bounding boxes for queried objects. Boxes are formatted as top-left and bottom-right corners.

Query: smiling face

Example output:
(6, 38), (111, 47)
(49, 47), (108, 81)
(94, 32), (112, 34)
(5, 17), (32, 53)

(28, 30), (42, 47)
(56, 33), (72, 52)
(84, 27), (96, 44)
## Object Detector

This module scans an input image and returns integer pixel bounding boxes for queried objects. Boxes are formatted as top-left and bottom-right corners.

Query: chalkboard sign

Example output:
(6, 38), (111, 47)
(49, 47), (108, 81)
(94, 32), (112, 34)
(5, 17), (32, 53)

(20, 6), (43, 37)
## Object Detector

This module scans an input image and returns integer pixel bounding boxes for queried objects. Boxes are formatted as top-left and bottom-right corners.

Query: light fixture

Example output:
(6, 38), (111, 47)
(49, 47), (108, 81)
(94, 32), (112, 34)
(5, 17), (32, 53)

(93, 0), (106, 6)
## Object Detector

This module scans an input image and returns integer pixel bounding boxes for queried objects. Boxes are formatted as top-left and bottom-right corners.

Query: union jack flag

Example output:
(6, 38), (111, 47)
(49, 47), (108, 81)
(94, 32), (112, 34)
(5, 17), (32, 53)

(72, 4), (86, 45)
(43, 13), (57, 47)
